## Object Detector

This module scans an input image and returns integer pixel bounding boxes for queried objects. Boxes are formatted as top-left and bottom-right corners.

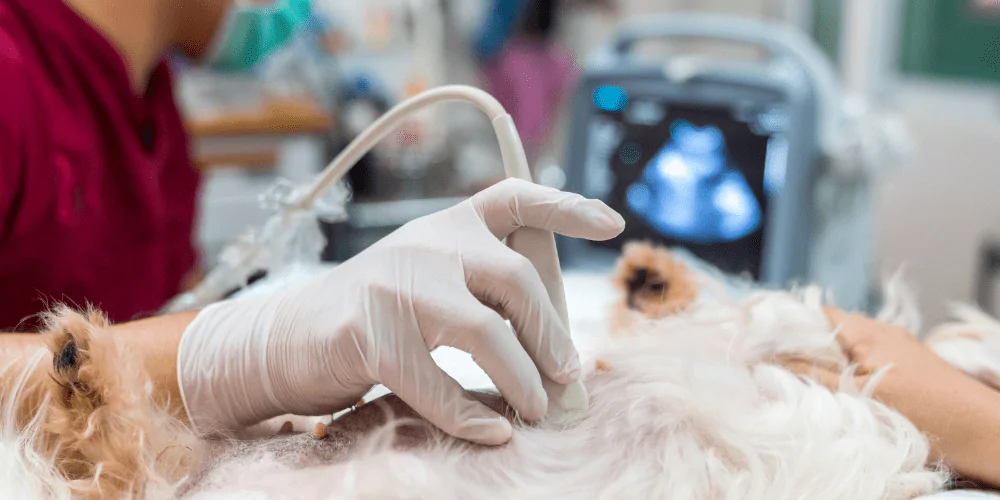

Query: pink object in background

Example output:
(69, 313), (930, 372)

(481, 38), (579, 164)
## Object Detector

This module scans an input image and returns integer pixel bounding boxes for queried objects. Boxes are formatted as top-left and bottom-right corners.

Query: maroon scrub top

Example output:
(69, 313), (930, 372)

(0, 0), (201, 329)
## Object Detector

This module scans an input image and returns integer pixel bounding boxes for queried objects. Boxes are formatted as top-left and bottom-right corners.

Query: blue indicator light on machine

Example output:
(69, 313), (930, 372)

(626, 120), (762, 243)
(593, 85), (629, 112)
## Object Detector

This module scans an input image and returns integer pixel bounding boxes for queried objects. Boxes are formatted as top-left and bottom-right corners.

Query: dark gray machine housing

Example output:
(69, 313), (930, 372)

(560, 15), (837, 289)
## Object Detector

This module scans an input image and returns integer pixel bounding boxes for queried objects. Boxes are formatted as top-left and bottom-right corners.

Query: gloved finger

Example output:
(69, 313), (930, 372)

(464, 247), (581, 386)
(469, 178), (625, 241)
(381, 345), (513, 445)
(441, 296), (548, 421)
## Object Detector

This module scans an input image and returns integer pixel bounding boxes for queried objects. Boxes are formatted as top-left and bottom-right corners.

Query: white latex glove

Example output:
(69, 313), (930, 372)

(178, 179), (625, 445)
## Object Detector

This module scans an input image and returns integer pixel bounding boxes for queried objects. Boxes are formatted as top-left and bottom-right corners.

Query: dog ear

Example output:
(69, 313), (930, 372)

(39, 306), (202, 499)
(612, 241), (697, 319)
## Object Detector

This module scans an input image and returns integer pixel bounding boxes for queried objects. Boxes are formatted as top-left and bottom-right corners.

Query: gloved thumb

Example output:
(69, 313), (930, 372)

(470, 178), (625, 241)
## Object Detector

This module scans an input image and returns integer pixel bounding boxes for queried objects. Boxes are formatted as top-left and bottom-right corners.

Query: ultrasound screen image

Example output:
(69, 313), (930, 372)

(584, 99), (787, 279)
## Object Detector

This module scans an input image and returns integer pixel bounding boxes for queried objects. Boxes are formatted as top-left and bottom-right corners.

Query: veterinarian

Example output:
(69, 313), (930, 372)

(0, 0), (628, 445)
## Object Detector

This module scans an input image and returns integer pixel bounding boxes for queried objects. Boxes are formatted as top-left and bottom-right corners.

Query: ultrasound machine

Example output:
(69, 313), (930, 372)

(560, 14), (876, 309)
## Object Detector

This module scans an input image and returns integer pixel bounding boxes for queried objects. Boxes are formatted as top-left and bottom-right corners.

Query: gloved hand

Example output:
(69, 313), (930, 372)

(178, 179), (625, 445)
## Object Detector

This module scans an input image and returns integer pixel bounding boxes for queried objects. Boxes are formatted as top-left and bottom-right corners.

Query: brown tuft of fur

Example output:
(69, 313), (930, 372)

(611, 242), (698, 333)
(40, 306), (202, 499)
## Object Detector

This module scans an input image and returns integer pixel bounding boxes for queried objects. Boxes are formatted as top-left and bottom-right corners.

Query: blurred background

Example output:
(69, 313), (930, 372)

(177, 0), (1000, 325)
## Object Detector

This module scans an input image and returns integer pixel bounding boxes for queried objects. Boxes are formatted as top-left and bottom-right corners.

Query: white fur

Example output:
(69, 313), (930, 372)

(7, 268), (1000, 499)
(186, 282), (946, 500)
(877, 269), (923, 334)
(0, 350), (71, 500)
(926, 303), (1000, 390)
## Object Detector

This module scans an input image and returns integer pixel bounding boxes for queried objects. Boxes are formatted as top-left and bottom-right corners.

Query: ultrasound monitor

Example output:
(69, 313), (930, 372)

(582, 93), (790, 279)
(561, 59), (814, 288)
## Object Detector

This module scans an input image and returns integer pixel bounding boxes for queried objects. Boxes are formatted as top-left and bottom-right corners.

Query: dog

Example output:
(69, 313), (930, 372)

(9, 242), (1000, 499)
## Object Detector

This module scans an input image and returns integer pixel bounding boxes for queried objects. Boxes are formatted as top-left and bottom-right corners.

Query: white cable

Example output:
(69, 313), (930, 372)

(298, 85), (513, 209)
(169, 85), (581, 417)
(297, 84), (566, 323)
(168, 86), (550, 316)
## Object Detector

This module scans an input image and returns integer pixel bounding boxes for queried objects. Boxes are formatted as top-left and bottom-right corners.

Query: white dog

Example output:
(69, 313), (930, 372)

(4, 247), (1000, 500)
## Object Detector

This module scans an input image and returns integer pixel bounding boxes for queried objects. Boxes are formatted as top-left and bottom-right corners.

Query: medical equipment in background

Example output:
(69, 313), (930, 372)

(559, 14), (910, 311)
(319, 0), (450, 199)
(164, 85), (587, 421)
(330, 73), (394, 199)
(314, 0), (506, 260)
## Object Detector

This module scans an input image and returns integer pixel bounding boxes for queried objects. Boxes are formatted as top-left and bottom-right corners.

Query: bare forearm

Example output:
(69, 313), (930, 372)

(110, 311), (198, 420)
(875, 367), (1000, 487)
(931, 380), (1000, 487)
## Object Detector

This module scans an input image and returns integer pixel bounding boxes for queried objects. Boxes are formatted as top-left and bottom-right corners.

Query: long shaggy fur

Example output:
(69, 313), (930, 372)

(926, 304), (1000, 391)
(30, 307), (201, 499)
(0, 348), (71, 499)
(8, 248), (1000, 499)
(185, 258), (947, 499)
